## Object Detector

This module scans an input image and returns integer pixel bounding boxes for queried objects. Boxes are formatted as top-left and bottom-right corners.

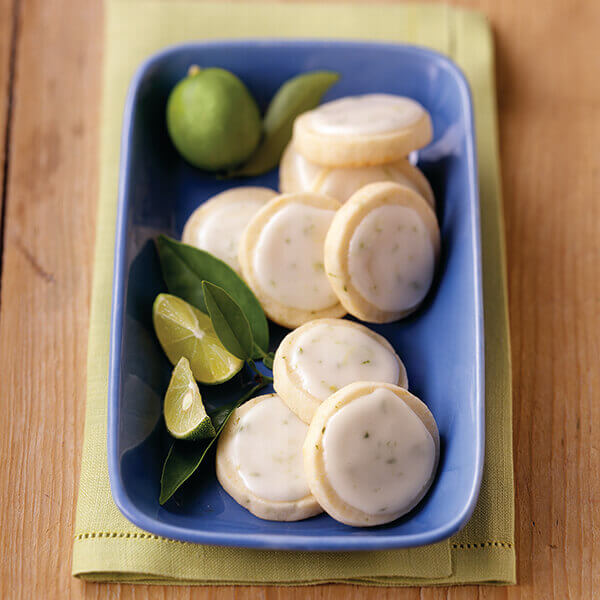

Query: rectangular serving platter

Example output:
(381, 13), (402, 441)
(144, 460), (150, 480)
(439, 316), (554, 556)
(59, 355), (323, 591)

(107, 40), (484, 551)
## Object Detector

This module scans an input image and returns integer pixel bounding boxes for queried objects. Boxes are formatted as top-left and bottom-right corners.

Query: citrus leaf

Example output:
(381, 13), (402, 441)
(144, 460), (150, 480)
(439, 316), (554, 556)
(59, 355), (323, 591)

(228, 70), (340, 177)
(155, 235), (269, 358)
(262, 352), (275, 370)
(202, 281), (254, 361)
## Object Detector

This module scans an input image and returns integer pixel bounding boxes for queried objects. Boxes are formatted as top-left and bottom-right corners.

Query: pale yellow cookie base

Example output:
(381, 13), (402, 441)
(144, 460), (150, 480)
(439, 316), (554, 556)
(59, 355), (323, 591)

(181, 186), (277, 274)
(293, 110), (432, 167)
(384, 160), (435, 208)
(303, 382), (439, 527)
(216, 394), (323, 522)
(324, 181), (441, 323)
(278, 142), (324, 195)
(273, 318), (408, 424)
(238, 192), (346, 329)
(280, 142), (436, 209)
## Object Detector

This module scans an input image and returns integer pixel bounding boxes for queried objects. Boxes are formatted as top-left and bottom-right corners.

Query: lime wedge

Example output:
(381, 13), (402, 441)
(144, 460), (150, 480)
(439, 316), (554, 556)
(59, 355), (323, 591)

(164, 357), (216, 440)
(153, 293), (244, 385)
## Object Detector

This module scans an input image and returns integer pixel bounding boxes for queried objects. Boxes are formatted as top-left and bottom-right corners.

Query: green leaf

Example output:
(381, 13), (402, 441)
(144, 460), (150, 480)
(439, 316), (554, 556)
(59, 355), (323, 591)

(155, 235), (269, 357)
(262, 352), (275, 370)
(159, 382), (266, 505)
(202, 281), (254, 360)
(228, 70), (340, 177)
(209, 398), (242, 431)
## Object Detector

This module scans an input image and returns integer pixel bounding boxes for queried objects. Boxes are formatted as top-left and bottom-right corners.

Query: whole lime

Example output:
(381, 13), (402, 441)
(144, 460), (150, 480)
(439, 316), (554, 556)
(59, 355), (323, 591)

(166, 67), (262, 171)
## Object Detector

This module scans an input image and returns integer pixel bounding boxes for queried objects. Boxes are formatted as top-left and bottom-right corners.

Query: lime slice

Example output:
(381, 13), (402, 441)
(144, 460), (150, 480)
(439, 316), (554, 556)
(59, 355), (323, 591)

(153, 293), (244, 385)
(164, 357), (216, 440)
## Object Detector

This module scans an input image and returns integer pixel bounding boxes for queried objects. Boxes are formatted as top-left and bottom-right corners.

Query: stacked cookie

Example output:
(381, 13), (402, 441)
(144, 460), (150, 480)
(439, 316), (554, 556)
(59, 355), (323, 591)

(281, 93), (441, 325)
(182, 94), (442, 526)
(282, 94), (435, 205)
(183, 95), (440, 328)
(216, 318), (439, 527)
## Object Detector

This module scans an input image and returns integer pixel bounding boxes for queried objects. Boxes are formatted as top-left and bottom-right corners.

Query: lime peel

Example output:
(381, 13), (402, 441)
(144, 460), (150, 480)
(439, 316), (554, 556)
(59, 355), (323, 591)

(166, 67), (261, 171)
(164, 357), (217, 441)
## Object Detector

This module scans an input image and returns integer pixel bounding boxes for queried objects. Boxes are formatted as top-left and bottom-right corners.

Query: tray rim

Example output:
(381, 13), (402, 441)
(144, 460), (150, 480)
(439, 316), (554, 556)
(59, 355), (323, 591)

(107, 38), (485, 550)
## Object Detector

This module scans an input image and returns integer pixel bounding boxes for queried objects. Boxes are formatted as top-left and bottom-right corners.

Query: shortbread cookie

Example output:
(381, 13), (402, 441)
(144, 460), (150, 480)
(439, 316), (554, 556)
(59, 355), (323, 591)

(303, 382), (439, 527)
(238, 192), (346, 328)
(182, 186), (277, 274)
(324, 182), (440, 323)
(273, 318), (407, 423)
(216, 394), (322, 521)
(279, 143), (434, 208)
(293, 94), (432, 167)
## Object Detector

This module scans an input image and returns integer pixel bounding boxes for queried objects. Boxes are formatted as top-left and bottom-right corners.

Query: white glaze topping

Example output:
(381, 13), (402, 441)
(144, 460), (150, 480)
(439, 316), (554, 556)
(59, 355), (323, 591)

(253, 203), (338, 310)
(289, 321), (400, 399)
(191, 199), (267, 272)
(307, 94), (425, 137)
(348, 205), (435, 312)
(322, 388), (436, 515)
(233, 395), (310, 502)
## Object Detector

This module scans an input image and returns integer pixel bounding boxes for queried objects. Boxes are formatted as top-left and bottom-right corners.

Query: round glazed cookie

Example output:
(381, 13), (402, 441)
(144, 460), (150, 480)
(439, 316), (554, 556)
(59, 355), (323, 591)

(293, 94), (433, 167)
(216, 394), (322, 521)
(324, 181), (440, 323)
(303, 382), (439, 527)
(182, 187), (277, 274)
(238, 192), (346, 328)
(278, 142), (323, 196)
(279, 143), (435, 208)
(273, 318), (408, 424)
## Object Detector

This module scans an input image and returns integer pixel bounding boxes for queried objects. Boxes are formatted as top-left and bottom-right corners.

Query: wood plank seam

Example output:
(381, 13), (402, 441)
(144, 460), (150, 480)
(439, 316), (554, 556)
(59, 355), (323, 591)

(0, 0), (21, 303)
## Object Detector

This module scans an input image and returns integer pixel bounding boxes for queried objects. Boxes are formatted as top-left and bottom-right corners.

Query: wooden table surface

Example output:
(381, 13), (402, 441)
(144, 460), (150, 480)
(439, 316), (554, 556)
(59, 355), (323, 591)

(0, 0), (598, 598)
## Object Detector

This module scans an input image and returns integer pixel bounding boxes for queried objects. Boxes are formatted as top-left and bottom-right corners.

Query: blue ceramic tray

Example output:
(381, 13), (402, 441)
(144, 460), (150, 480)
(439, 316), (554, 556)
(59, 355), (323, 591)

(108, 40), (483, 551)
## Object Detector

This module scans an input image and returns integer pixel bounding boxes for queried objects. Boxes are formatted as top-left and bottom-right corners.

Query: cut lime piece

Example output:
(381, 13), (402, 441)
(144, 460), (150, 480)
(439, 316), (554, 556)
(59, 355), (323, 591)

(153, 293), (244, 385)
(164, 357), (216, 440)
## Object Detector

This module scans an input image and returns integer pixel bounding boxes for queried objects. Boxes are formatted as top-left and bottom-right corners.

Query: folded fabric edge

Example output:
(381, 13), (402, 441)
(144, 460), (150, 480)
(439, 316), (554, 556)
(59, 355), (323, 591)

(72, 537), (515, 585)
(71, 535), (452, 582)
(74, 577), (515, 587)
(451, 544), (516, 585)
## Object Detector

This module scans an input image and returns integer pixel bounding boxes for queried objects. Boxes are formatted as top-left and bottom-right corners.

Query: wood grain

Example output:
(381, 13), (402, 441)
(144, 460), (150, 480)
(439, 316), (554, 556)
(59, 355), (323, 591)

(0, 0), (16, 246)
(0, 0), (102, 597)
(0, 0), (598, 598)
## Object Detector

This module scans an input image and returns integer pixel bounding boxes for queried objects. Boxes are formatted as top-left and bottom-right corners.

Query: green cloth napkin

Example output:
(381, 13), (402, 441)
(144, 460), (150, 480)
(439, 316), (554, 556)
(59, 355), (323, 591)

(73, 0), (515, 586)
